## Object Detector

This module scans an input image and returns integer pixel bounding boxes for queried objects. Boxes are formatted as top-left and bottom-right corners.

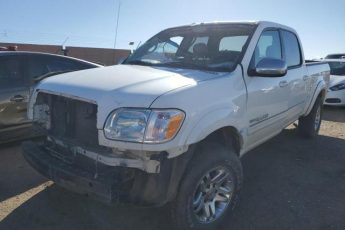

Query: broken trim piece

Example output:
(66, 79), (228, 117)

(36, 89), (97, 104)
(50, 137), (161, 174)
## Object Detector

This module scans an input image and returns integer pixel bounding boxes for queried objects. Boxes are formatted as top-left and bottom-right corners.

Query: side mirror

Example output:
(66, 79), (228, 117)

(254, 58), (287, 77)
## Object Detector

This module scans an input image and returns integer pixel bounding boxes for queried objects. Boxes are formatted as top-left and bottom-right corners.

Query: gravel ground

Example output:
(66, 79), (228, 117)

(0, 106), (344, 230)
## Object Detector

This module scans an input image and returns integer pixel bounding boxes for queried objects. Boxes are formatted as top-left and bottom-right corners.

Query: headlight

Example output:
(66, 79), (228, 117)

(144, 109), (185, 143)
(330, 83), (345, 91)
(104, 108), (185, 143)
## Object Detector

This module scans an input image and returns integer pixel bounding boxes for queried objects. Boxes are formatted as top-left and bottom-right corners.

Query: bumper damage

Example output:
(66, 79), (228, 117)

(22, 140), (194, 206)
(22, 141), (131, 203)
(45, 136), (161, 174)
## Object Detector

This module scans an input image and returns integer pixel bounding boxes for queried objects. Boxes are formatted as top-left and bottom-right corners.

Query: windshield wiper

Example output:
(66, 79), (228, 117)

(34, 70), (72, 82)
(124, 60), (153, 66)
(161, 61), (204, 69)
(161, 61), (226, 72)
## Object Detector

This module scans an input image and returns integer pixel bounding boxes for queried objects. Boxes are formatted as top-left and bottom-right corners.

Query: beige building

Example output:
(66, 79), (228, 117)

(0, 42), (131, 66)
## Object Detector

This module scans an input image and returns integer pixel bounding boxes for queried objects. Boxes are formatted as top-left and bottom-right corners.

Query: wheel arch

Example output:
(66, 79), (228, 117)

(199, 126), (243, 156)
(304, 81), (327, 116)
(165, 126), (243, 203)
(319, 88), (326, 101)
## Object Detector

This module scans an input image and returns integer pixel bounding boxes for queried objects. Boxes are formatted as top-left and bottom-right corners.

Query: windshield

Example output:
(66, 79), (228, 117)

(328, 62), (345, 76)
(124, 24), (255, 72)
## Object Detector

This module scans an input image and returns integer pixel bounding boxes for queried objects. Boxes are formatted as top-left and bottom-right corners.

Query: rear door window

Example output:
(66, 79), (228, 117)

(0, 55), (25, 89)
(27, 55), (50, 80)
(219, 36), (247, 52)
(281, 30), (302, 67)
(46, 57), (94, 72)
(27, 55), (96, 81)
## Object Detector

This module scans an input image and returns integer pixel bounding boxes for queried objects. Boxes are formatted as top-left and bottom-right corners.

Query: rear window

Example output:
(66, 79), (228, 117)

(219, 36), (247, 52)
(187, 36), (209, 52)
(0, 55), (25, 88)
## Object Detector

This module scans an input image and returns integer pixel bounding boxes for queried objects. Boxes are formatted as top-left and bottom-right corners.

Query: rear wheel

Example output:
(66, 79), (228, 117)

(171, 142), (242, 230)
(298, 97), (323, 138)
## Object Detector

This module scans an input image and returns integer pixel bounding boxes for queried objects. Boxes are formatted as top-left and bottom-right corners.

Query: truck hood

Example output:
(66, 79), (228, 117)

(35, 64), (228, 126)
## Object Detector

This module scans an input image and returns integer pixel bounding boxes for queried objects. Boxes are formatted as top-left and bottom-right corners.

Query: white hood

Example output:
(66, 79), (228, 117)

(34, 64), (228, 127)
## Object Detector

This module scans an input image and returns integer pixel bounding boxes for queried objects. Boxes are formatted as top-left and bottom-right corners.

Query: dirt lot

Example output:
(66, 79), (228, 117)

(0, 107), (344, 230)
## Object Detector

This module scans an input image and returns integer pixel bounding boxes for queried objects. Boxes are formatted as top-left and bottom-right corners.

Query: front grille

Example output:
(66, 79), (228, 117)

(36, 92), (99, 146)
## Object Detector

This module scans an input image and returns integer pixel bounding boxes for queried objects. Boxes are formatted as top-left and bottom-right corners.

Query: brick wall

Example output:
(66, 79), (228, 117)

(0, 42), (131, 66)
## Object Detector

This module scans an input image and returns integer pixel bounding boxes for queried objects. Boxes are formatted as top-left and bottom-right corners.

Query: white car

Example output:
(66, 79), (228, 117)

(325, 53), (345, 59)
(324, 59), (345, 106)
(23, 21), (330, 230)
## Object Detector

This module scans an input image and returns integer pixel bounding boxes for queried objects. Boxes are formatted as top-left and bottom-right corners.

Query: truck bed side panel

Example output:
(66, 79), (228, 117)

(303, 63), (330, 115)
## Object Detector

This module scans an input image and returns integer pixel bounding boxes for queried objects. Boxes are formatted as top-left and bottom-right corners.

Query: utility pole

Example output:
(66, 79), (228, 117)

(114, 1), (122, 49)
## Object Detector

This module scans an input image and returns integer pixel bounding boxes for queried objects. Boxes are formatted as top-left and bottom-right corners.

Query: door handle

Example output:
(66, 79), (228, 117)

(303, 75), (310, 81)
(279, 80), (288, 88)
(10, 95), (25, 102)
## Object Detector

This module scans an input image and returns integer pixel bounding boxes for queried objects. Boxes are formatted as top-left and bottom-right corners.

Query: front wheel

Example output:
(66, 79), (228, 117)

(298, 97), (323, 138)
(171, 142), (242, 230)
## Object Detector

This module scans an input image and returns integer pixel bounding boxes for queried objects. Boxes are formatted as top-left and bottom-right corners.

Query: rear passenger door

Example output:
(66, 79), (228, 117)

(280, 30), (306, 125)
(0, 55), (30, 128)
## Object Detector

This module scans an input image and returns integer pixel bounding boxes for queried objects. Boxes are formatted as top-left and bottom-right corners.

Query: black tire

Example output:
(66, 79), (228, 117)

(298, 97), (323, 138)
(171, 142), (243, 230)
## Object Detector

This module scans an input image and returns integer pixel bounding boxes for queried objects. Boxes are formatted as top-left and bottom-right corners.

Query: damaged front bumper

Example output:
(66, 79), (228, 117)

(45, 136), (161, 174)
(22, 139), (194, 206)
(22, 141), (133, 203)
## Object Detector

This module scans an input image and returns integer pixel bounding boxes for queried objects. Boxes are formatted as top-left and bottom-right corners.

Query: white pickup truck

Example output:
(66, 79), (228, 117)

(23, 21), (330, 229)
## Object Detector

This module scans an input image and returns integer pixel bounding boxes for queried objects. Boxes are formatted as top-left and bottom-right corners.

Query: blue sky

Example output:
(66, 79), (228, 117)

(0, 0), (344, 59)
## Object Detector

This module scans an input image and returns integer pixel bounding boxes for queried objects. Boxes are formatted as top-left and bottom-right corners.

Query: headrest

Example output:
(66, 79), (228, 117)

(193, 43), (208, 57)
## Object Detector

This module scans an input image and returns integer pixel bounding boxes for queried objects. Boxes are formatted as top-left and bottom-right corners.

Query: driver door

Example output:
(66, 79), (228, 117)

(244, 30), (289, 148)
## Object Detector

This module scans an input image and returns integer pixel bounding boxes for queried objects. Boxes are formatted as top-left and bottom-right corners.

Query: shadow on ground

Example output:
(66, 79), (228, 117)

(0, 142), (46, 202)
(226, 128), (345, 230)
(1, 127), (345, 229)
(1, 185), (173, 230)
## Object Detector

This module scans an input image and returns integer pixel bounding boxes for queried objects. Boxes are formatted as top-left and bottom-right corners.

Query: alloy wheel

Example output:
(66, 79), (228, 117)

(192, 166), (235, 224)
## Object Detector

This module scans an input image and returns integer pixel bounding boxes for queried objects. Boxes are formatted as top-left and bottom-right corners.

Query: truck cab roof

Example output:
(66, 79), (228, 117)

(167, 21), (297, 34)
